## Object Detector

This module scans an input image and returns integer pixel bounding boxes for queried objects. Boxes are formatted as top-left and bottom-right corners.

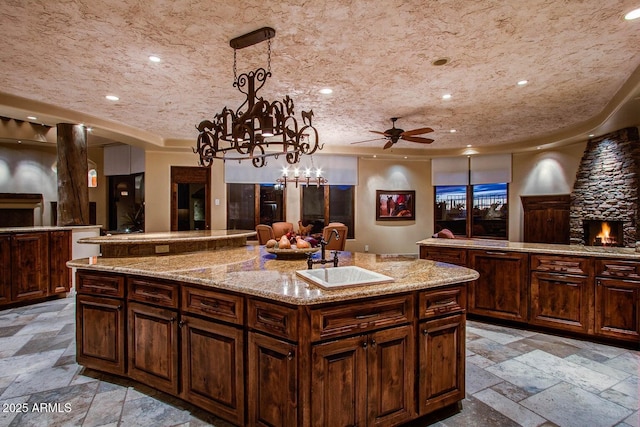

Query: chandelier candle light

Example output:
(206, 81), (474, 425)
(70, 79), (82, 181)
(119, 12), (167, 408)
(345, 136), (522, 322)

(276, 157), (327, 188)
(194, 27), (322, 168)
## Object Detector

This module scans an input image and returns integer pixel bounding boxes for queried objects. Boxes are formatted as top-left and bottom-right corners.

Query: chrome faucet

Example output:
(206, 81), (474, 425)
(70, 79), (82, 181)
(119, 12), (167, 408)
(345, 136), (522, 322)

(307, 228), (340, 269)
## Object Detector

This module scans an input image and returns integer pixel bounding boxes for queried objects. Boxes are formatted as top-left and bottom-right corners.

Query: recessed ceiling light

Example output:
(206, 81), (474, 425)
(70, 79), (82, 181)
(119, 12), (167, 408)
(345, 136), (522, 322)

(149, 55), (161, 62)
(442, 94), (452, 100)
(105, 95), (119, 101)
(86, 127), (93, 132)
(537, 146), (542, 150)
(27, 116), (37, 120)
(588, 133), (595, 137)
(17, 140), (22, 144)
(517, 80), (528, 86)
(404, 156), (408, 159)
(319, 88), (333, 94)
(450, 129), (456, 133)
(624, 7), (640, 20)
(466, 144), (472, 148)
(373, 155), (377, 158)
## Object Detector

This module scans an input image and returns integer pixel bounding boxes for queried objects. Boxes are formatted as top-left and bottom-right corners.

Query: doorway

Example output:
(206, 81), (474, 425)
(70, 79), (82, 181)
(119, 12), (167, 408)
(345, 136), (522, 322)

(171, 167), (211, 231)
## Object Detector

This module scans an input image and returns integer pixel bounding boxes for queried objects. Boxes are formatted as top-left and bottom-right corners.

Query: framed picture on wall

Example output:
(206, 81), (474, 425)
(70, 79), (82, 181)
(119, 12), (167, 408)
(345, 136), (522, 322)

(376, 190), (415, 221)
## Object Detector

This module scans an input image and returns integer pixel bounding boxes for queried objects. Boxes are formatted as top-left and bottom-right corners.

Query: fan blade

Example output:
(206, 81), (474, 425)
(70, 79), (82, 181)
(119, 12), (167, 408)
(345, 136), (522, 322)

(350, 137), (386, 145)
(370, 130), (391, 136)
(401, 127), (434, 136)
(383, 140), (394, 150)
(401, 135), (434, 144)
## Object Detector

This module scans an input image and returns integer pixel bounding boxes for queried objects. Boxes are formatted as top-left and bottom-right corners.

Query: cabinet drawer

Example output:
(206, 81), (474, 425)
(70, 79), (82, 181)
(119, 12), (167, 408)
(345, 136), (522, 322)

(419, 286), (466, 319)
(420, 246), (467, 266)
(128, 277), (179, 308)
(77, 271), (124, 297)
(596, 259), (640, 280)
(247, 298), (298, 341)
(530, 254), (592, 276)
(311, 294), (415, 341)
(182, 286), (244, 325)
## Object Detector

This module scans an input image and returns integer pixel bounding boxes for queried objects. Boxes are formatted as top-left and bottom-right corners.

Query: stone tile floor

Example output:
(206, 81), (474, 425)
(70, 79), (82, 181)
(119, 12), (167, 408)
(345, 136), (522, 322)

(0, 296), (637, 427)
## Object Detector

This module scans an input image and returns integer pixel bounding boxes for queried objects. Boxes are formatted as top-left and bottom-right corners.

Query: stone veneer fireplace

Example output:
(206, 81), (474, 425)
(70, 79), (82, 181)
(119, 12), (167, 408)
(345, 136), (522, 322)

(570, 127), (640, 247)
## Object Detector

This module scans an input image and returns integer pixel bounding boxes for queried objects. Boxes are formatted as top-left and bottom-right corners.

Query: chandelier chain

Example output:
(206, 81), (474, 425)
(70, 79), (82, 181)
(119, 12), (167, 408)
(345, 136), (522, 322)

(233, 48), (237, 81)
(267, 38), (271, 74)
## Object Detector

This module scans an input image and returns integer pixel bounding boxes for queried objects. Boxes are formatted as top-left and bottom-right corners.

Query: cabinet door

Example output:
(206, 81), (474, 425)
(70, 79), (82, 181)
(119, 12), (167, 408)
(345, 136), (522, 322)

(180, 315), (245, 426)
(367, 325), (415, 426)
(521, 195), (570, 244)
(49, 230), (72, 294)
(248, 332), (297, 427)
(595, 278), (640, 343)
(418, 314), (465, 414)
(11, 232), (49, 301)
(0, 235), (10, 305)
(530, 272), (591, 333)
(128, 301), (179, 395)
(469, 250), (528, 321)
(76, 294), (126, 374)
(311, 335), (367, 427)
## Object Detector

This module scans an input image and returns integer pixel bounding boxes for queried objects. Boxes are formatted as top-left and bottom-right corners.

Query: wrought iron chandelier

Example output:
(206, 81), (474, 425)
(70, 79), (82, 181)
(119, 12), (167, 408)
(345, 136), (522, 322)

(194, 27), (322, 168)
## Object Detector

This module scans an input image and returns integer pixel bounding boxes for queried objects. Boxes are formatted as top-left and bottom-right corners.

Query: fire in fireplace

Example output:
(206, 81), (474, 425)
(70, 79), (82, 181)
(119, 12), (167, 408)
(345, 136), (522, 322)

(583, 220), (624, 246)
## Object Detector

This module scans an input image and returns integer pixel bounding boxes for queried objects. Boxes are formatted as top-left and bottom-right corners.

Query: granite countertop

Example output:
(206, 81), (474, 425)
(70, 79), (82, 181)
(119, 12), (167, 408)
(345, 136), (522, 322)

(68, 246), (479, 305)
(77, 229), (256, 245)
(417, 237), (640, 259)
(0, 225), (102, 234)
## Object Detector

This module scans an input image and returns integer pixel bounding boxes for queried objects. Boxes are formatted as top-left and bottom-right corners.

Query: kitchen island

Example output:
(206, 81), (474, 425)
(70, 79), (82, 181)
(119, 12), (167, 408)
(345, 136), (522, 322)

(418, 237), (640, 347)
(69, 246), (478, 427)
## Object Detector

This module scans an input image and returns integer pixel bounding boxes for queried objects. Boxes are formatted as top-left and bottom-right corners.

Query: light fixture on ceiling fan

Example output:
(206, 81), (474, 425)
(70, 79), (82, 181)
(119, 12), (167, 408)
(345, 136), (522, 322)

(194, 27), (323, 168)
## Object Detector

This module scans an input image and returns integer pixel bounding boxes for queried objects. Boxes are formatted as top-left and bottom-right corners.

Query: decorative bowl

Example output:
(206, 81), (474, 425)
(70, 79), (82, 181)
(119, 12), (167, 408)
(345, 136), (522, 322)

(265, 246), (319, 259)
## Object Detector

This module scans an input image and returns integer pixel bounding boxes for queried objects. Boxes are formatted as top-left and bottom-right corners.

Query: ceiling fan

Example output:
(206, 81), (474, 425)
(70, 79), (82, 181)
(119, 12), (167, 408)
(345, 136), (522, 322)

(351, 117), (434, 149)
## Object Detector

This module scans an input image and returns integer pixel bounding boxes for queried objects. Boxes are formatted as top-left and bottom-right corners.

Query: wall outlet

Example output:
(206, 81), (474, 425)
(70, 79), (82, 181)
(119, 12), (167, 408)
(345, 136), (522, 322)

(155, 245), (170, 254)
(364, 244), (369, 252)
(215, 198), (220, 206)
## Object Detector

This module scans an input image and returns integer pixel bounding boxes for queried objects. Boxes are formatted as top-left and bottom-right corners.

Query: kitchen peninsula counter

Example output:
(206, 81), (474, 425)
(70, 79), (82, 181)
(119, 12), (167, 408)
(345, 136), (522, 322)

(418, 237), (640, 348)
(77, 229), (256, 257)
(71, 246), (478, 426)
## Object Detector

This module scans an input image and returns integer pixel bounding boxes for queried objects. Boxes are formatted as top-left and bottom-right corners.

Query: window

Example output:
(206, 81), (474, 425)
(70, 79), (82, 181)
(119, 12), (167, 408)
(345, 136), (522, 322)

(227, 184), (285, 230)
(435, 183), (508, 239)
(301, 185), (355, 239)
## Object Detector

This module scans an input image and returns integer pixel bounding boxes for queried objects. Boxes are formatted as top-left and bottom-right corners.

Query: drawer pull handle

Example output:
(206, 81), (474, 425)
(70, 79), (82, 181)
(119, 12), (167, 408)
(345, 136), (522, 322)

(200, 300), (219, 309)
(258, 311), (284, 323)
(355, 312), (381, 320)
(433, 298), (456, 307)
(485, 251), (508, 256)
(287, 350), (294, 361)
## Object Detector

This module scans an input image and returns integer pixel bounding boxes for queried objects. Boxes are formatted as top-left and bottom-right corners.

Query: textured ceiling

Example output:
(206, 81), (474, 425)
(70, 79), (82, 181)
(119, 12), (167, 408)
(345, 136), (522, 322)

(1, 0), (640, 156)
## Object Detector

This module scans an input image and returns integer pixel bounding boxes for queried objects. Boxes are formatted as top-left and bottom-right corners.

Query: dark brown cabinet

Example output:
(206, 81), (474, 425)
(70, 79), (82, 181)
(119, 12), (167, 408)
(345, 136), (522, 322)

(419, 246), (467, 266)
(521, 195), (570, 244)
(311, 325), (415, 427)
(1, 230), (72, 307)
(419, 314), (465, 414)
(529, 255), (593, 334)
(49, 230), (72, 294)
(76, 272), (126, 375)
(180, 314), (245, 426)
(247, 332), (298, 427)
(468, 250), (529, 321)
(11, 232), (49, 301)
(0, 235), (10, 305)
(128, 301), (180, 395)
(594, 259), (640, 343)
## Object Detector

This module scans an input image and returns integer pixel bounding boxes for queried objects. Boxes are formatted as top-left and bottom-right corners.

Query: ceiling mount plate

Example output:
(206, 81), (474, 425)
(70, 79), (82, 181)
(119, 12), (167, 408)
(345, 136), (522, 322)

(230, 27), (276, 50)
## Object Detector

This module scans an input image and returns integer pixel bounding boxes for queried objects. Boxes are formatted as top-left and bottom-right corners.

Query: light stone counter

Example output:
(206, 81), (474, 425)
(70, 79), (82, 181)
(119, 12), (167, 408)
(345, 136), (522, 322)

(78, 229), (256, 257)
(417, 237), (640, 259)
(67, 246), (479, 305)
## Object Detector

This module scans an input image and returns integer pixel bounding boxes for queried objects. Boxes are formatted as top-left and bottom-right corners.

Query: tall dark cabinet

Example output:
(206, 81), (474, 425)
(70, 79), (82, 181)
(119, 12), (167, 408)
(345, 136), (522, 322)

(521, 195), (571, 244)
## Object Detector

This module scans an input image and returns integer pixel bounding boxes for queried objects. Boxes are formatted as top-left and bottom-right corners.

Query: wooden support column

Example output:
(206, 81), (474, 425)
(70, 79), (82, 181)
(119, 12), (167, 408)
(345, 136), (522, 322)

(56, 123), (89, 225)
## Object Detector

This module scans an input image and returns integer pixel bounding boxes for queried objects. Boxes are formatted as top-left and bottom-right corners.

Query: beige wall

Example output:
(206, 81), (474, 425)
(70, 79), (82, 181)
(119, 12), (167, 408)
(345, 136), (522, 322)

(2, 140), (588, 255)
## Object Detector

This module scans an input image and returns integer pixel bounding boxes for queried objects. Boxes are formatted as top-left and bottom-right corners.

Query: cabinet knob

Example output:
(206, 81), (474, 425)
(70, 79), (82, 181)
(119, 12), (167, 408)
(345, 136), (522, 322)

(178, 320), (185, 328)
(169, 317), (176, 323)
(370, 339), (376, 348)
(362, 341), (368, 349)
(423, 329), (428, 335)
(287, 350), (294, 361)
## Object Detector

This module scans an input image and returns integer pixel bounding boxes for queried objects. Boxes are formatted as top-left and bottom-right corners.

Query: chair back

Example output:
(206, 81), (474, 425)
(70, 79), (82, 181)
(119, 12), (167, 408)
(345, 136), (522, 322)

(271, 222), (294, 239)
(255, 224), (275, 244)
(322, 222), (348, 251)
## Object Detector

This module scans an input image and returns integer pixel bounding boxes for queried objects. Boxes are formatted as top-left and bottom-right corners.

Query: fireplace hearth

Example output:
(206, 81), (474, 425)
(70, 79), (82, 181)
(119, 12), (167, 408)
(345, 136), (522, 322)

(583, 220), (624, 247)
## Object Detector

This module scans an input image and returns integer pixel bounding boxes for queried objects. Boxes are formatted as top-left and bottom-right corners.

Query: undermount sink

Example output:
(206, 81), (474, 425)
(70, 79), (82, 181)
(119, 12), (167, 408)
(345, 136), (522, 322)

(296, 266), (394, 290)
